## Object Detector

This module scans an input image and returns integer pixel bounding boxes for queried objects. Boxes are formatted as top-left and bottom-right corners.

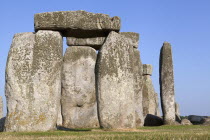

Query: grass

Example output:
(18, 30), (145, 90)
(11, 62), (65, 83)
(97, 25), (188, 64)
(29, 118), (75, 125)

(0, 125), (209, 140)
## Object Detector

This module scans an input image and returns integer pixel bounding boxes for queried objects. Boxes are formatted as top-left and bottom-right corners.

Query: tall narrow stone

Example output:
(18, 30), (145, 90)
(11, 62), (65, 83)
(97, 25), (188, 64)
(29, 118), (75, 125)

(133, 49), (144, 127)
(175, 102), (181, 122)
(155, 93), (161, 117)
(57, 102), (62, 127)
(159, 42), (176, 125)
(175, 103), (180, 117)
(5, 32), (35, 132)
(31, 30), (63, 131)
(62, 46), (99, 128)
(5, 31), (63, 132)
(142, 64), (157, 117)
(96, 31), (136, 129)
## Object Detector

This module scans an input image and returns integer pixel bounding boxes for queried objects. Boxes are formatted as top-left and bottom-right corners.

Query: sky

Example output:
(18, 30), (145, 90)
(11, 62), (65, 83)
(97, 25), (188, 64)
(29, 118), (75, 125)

(0, 0), (210, 116)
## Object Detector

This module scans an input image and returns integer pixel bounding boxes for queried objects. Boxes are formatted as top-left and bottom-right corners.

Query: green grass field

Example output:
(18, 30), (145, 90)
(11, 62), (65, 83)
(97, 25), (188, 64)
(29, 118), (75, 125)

(0, 125), (209, 140)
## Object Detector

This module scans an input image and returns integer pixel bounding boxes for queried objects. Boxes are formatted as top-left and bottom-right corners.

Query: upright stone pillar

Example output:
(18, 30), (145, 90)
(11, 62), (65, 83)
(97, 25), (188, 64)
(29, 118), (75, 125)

(5, 32), (36, 132)
(61, 46), (99, 128)
(155, 93), (161, 117)
(57, 102), (62, 127)
(5, 31), (63, 132)
(96, 31), (136, 129)
(175, 102), (181, 122)
(31, 30), (63, 131)
(159, 42), (176, 125)
(142, 64), (157, 117)
(133, 49), (144, 127)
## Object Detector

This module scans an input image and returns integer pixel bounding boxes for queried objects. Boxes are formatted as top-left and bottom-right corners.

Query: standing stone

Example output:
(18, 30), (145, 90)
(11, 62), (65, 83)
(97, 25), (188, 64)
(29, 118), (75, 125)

(175, 102), (181, 122)
(57, 102), (62, 127)
(133, 49), (144, 127)
(5, 31), (63, 132)
(62, 46), (99, 128)
(5, 32), (35, 132)
(159, 42), (176, 125)
(155, 93), (161, 117)
(96, 31), (136, 129)
(175, 103), (180, 117)
(0, 96), (3, 119)
(31, 30), (62, 131)
(142, 64), (157, 117)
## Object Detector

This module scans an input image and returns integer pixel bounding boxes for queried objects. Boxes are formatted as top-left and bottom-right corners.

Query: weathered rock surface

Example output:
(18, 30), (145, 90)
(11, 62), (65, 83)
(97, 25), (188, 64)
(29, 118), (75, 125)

(5, 31), (63, 132)
(181, 119), (192, 125)
(120, 32), (139, 48)
(133, 49), (144, 127)
(142, 64), (157, 117)
(159, 42), (176, 125)
(5, 32), (36, 132)
(96, 31), (136, 129)
(57, 102), (62, 126)
(203, 118), (210, 126)
(30, 30), (63, 131)
(34, 11), (121, 37)
(188, 115), (208, 125)
(62, 46), (99, 128)
(143, 64), (153, 75)
(66, 37), (105, 50)
(154, 93), (161, 116)
(144, 114), (163, 126)
(175, 103), (181, 123)
(0, 96), (3, 119)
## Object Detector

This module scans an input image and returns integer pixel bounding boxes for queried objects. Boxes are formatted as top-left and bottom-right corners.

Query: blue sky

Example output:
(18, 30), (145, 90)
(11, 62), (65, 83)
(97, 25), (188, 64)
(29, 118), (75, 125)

(0, 0), (210, 116)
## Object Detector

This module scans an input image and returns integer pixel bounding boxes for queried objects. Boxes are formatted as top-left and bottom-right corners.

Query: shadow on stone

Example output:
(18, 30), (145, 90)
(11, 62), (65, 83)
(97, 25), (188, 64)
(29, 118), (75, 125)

(0, 117), (6, 132)
(144, 114), (163, 126)
(56, 126), (91, 132)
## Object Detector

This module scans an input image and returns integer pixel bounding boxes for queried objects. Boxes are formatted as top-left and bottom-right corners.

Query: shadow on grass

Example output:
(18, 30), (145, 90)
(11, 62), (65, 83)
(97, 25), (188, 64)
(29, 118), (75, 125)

(57, 126), (92, 132)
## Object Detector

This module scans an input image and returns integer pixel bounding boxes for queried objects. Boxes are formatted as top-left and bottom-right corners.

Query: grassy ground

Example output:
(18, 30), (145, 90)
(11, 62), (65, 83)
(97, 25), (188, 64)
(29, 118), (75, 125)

(0, 125), (209, 140)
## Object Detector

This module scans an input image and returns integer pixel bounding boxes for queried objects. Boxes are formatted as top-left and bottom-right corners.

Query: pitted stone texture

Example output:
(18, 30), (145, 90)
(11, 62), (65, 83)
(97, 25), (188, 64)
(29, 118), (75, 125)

(155, 93), (161, 117)
(159, 42), (176, 125)
(120, 32), (139, 48)
(181, 119), (192, 125)
(133, 49), (144, 127)
(0, 96), (3, 119)
(57, 102), (62, 126)
(142, 74), (157, 117)
(66, 37), (105, 50)
(5, 31), (63, 132)
(62, 46), (99, 129)
(96, 31), (136, 129)
(31, 30), (63, 131)
(5, 32), (36, 132)
(35, 11), (121, 37)
(143, 64), (153, 75)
